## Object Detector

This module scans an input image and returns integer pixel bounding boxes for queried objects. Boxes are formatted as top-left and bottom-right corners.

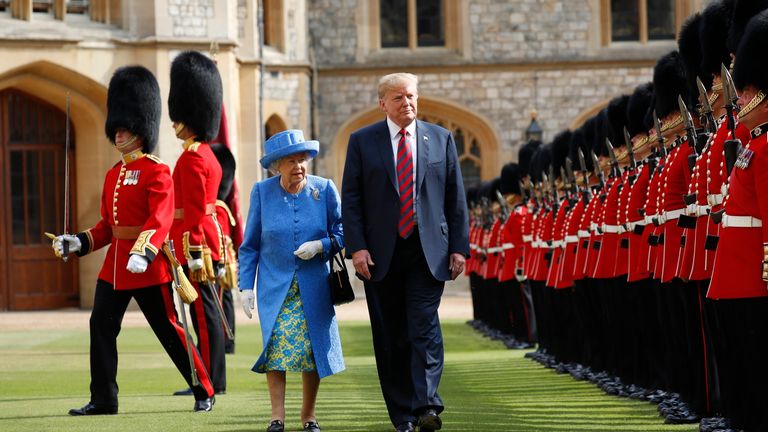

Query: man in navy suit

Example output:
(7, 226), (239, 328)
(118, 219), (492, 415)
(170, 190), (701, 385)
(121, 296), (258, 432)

(342, 72), (470, 432)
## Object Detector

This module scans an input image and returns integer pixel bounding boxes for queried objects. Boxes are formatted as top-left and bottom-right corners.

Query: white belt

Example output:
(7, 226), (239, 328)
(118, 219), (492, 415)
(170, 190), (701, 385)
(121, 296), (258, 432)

(694, 205), (711, 217)
(502, 243), (514, 250)
(551, 240), (564, 248)
(469, 244), (478, 250)
(522, 235), (533, 242)
(626, 220), (647, 231)
(707, 194), (724, 206)
(565, 235), (579, 243)
(602, 224), (625, 234)
(644, 215), (657, 225)
(590, 222), (599, 232)
(532, 240), (543, 248)
(663, 208), (685, 222)
(577, 230), (590, 238)
(721, 214), (763, 228)
(487, 247), (502, 254)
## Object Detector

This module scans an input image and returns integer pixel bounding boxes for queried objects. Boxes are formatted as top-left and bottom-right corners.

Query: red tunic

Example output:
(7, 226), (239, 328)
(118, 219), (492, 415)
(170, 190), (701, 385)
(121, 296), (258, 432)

(626, 164), (651, 282)
(482, 219), (503, 280)
(530, 209), (553, 282)
(558, 197), (585, 287)
(521, 202), (535, 278)
(586, 185), (608, 278)
(76, 152), (173, 290)
(644, 159), (664, 277)
(574, 192), (598, 280)
(499, 205), (526, 282)
(709, 124), (768, 299)
(658, 141), (692, 283)
(546, 198), (570, 288)
(593, 175), (624, 279)
(467, 221), (481, 275)
(615, 169), (634, 277)
(170, 140), (223, 265)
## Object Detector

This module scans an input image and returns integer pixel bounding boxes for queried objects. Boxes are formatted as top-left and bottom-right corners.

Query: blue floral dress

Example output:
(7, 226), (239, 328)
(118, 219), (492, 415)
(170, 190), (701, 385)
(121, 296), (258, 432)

(258, 275), (316, 372)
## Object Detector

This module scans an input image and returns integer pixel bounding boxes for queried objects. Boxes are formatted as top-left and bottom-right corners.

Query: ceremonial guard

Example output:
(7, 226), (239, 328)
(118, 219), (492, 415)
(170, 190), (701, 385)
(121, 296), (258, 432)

(168, 51), (227, 395)
(53, 66), (215, 415)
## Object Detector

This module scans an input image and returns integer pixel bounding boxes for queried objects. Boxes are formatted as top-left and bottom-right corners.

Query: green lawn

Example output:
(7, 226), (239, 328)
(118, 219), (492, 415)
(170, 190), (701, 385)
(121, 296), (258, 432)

(0, 319), (697, 432)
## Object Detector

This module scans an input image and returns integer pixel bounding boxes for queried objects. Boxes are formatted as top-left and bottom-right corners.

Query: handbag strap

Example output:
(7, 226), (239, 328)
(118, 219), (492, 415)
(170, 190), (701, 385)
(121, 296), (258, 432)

(329, 236), (347, 271)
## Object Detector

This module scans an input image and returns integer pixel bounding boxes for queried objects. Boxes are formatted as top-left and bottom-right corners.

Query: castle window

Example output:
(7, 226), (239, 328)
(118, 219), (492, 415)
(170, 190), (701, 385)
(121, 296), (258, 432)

(603, 0), (684, 45)
(380, 0), (445, 49)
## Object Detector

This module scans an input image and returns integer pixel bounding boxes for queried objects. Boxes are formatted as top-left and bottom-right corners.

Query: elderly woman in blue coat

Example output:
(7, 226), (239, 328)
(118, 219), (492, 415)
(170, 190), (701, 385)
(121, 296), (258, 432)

(239, 130), (344, 432)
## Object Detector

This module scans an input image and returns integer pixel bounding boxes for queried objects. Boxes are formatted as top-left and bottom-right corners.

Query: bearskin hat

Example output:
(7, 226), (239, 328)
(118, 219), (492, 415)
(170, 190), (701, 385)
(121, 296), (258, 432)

(499, 163), (521, 196)
(653, 51), (689, 119)
(728, 0), (768, 54)
(465, 185), (478, 207)
(581, 116), (597, 158)
(105, 66), (161, 154)
(211, 143), (236, 200)
(626, 83), (654, 137)
(592, 109), (611, 157)
(733, 10), (768, 94)
(517, 139), (541, 178)
(678, 12), (703, 107)
(700, 0), (734, 88)
(606, 95), (630, 147)
(169, 51), (223, 142)
(529, 142), (552, 184)
(551, 130), (572, 175)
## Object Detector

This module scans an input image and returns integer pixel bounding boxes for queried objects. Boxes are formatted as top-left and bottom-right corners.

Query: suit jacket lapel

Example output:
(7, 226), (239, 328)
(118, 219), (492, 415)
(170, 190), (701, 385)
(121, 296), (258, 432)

(376, 120), (398, 192)
(416, 120), (430, 196)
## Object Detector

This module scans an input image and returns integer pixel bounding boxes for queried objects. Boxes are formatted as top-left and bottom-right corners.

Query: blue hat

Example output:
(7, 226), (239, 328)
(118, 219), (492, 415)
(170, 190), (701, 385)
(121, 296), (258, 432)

(260, 129), (319, 169)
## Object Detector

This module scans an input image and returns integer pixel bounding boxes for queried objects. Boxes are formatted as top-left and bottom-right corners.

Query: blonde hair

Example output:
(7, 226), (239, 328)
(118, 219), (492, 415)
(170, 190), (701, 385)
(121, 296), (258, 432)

(377, 73), (419, 99)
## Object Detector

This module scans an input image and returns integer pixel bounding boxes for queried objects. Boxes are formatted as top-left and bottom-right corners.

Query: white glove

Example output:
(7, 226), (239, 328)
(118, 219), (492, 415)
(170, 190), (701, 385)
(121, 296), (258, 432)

(53, 234), (81, 258)
(126, 254), (149, 273)
(241, 289), (255, 319)
(515, 269), (527, 283)
(188, 258), (204, 271)
(216, 264), (226, 280)
(293, 240), (323, 260)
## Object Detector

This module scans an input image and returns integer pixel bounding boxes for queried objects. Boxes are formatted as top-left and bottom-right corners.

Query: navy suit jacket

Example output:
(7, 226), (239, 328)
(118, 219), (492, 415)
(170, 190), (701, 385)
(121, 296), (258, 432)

(342, 119), (470, 282)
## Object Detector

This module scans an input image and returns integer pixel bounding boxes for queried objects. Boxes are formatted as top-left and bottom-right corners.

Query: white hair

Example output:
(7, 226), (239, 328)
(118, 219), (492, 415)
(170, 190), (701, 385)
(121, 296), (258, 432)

(268, 151), (313, 176)
(378, 73), (419, 99)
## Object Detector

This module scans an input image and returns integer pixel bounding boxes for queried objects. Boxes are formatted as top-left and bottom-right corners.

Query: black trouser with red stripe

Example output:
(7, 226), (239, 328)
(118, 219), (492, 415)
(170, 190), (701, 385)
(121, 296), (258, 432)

(222, 289), (235, 354)
(89, 279), (214, 407)
(187, 267), (227, 393)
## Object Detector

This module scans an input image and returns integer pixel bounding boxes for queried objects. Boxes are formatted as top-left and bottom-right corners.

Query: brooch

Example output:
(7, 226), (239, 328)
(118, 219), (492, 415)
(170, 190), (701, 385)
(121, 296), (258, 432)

(312, 188), (320, 201)
(123, 170), (140, 185)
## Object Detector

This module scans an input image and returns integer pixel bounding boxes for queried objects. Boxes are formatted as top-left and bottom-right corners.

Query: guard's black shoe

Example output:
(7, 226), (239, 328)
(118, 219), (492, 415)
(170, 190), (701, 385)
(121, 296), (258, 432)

(68, 403), (118, 416)
(267, 420), (285, 432)
(193, 396), (215, 412)
(417, 409), (442, 431)
(173, 387), (194, 396)
(303, 420), (321, 432)
(395, 422), (415, 432)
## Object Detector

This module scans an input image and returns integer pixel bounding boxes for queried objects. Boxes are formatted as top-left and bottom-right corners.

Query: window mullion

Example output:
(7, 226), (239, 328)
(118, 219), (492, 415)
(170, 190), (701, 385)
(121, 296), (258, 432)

(639, 0), (648, 44)
(407, 0), (417, 50)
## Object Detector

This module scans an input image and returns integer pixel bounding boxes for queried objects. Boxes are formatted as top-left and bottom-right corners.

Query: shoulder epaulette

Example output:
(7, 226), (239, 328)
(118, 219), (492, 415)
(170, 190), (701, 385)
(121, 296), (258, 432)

(186, 142), (202, 152)
(146, 154), (166, 164)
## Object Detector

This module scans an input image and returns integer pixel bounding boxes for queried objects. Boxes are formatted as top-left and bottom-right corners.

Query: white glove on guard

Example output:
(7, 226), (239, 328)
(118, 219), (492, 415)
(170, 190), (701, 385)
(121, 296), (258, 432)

(126, 254), (149, 274)
(53, 234), (81, 258)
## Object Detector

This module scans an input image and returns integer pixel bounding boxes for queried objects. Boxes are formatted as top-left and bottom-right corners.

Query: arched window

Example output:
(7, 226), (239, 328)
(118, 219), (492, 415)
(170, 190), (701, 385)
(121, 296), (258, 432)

(418, 114), (482, 190)
(265, 113), (287, 141)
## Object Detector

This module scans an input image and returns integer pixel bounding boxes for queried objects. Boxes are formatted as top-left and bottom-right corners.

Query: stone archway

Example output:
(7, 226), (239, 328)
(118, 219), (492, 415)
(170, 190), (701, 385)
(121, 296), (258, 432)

(330, 97), (500, 188)
(0, 61), (109, 309)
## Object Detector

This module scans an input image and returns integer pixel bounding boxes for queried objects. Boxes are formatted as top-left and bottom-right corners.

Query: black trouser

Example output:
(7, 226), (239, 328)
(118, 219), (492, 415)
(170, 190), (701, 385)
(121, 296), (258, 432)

(222, 289), (235, 354)
(502, 279), (533, 343)
(89, 279), (214, 406)
(364, 231), (445, 427)
(187, 265), (227, 393)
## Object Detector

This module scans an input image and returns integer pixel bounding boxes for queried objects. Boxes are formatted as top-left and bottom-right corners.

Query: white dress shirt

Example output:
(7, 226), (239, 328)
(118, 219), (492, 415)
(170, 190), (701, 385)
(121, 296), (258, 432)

(386, 117), (417, 191)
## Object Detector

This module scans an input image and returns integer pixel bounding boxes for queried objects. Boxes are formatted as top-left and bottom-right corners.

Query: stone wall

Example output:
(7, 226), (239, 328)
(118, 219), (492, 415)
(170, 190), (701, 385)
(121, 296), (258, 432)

(315, 65), (652, 177)
(264, 71), (309, 130)
(168, 0), (213, 38)
(307, 0), (360, 65)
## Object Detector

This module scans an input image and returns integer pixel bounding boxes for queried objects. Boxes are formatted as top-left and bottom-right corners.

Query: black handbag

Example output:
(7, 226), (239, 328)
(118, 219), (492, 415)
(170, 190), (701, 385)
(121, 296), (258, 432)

(328, 237), (354, 306)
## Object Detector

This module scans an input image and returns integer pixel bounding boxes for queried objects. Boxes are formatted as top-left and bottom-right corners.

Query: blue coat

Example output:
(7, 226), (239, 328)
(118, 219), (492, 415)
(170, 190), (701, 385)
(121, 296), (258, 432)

(239, 175), (345, 378)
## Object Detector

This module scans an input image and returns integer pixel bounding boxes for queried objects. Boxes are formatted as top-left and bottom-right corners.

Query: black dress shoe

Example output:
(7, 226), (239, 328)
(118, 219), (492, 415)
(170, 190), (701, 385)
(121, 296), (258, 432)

(267, 420), (285, 432)
(68, 403), (118, 416)
(395, 422), (415, 432)
(303, 420), (321, 432)
(173, 387), (194, 396)
(418, 409), (442, 431)
(193, 396), (215, 412)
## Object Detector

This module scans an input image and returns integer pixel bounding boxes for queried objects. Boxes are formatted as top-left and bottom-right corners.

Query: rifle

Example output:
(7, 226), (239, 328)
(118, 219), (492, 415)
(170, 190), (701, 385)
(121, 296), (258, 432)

(167, 240), (199, 386)
(721, 64), (742, 176)
(495, 190), (510, 222)
(697, 77), (717, 134)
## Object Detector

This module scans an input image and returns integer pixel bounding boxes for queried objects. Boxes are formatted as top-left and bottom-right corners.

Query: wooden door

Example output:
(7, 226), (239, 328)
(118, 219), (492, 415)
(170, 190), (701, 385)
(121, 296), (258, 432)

(0, 89), (79, 310)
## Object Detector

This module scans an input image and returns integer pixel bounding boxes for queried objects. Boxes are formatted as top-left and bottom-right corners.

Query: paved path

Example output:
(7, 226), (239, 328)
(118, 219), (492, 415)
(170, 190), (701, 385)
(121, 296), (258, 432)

(0, 277), (473, 330)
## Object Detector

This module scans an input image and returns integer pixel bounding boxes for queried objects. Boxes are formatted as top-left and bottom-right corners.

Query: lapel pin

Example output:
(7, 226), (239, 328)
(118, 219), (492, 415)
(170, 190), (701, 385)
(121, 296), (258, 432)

(423, 136), (428, 141)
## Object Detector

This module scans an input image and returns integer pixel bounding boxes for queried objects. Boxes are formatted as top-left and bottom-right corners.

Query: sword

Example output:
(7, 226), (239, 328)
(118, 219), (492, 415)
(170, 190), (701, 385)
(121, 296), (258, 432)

(168, 240), (199, 386)
(206, 279), (235, 340)
(697, 77), (717, 134)
(63, 93), (71, 261)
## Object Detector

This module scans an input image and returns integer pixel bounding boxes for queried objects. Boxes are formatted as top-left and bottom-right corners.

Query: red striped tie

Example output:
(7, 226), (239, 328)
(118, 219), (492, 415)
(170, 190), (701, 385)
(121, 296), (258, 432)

(397, 129), (414, 238)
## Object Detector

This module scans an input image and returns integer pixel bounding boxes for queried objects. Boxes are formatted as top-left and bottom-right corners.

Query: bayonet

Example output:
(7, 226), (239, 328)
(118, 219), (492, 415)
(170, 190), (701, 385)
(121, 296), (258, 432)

(722, 63), (739, 135)
(697, 77), (717, 134)
(495, 190), (510, 222)
(653, 111), (667, 158)
(623, 127), (637, 171)
(590, 151), (605, 190)
(678, 95), (698, 155)
(577, 148), (589, 187)
(605, 138), (620, 178)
